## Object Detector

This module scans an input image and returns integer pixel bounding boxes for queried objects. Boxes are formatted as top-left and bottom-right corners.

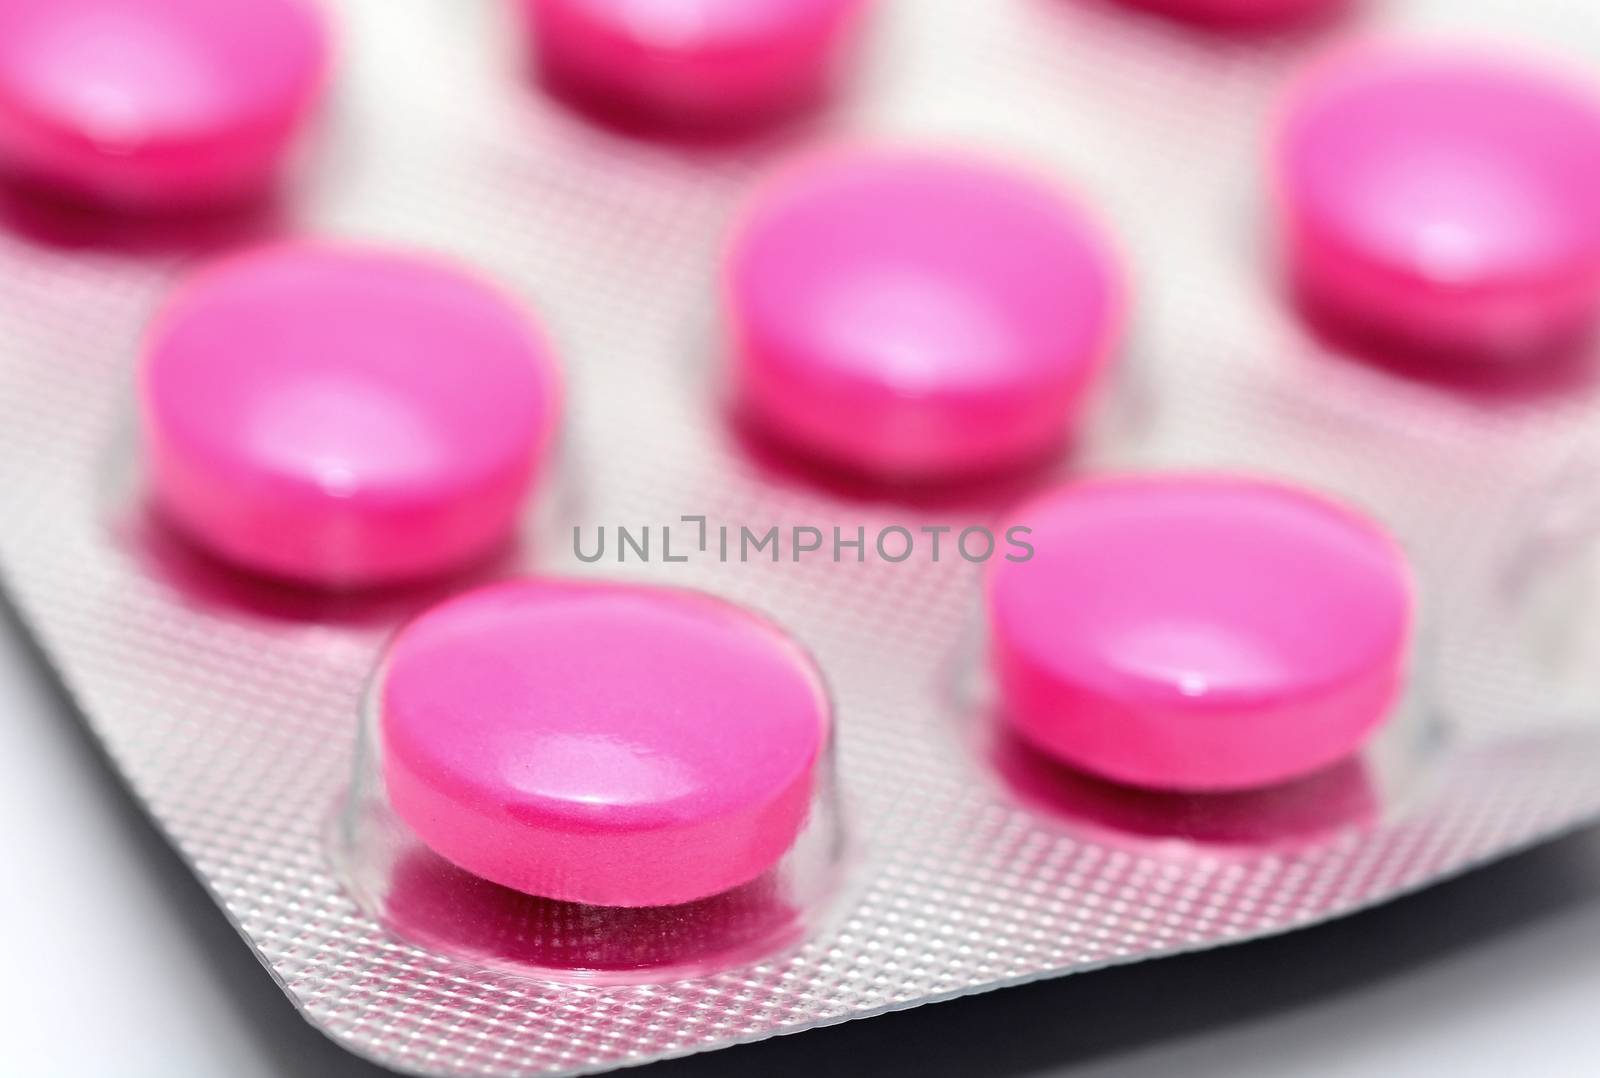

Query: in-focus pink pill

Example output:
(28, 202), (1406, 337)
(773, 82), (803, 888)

(379, 579), (831, 907)
(1274, 45), (1600, 364)
(523, 0), (867, 128)
(725, 149), (1124, 481)
(987, 475), (1412, 792)
(0, 0), (330, 210)
(139, 242), (560, 588)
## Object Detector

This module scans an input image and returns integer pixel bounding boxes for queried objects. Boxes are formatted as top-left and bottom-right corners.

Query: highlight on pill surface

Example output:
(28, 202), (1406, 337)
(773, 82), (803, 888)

(725, 147), (1124, 482)
(522, 0), (869, 129)
(139, 241), (561, 589)
(377, 579), (832, 908)
(986, 474), (1413, 792)
(0, 0), (330, 210)
(1273, 43), (1600, 365)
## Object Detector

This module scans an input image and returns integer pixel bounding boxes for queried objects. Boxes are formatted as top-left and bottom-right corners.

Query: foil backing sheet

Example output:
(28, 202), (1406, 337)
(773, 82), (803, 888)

(3, 1), (1600, 1074)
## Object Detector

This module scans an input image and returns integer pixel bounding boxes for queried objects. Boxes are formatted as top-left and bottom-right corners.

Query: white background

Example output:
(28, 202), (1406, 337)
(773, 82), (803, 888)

(5, 604), (1600, 1078)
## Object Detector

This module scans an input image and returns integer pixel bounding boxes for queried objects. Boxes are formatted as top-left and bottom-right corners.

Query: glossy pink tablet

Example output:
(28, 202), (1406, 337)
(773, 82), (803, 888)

(0, 0), (330, 210)
(139, 242), (560, 588)
(378, 579), (831, 908)
(1274, 45), (1600, 364)
(987, 475), (1413, 792)
(523, 0), (867, 128)
(725, 149), (1124, 481)
(1115, 0), (1345, 28)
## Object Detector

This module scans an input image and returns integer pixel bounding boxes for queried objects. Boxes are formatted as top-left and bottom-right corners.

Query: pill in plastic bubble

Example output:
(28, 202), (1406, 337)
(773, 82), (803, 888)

(1274, 45), (1600, 365)
(523, 0), (867, 129)
(139, 243), (560, 588)
(379, 579), (831, 908)
(1114, 0), (1345, 27)
(987, 475), (1413, 792)
(725, 149), (1124, 481)
(0, 0), (329, 210)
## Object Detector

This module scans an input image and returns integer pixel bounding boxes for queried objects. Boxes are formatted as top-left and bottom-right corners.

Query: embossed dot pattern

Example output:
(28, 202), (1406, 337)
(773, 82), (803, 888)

(2, 2), (1600, 1077)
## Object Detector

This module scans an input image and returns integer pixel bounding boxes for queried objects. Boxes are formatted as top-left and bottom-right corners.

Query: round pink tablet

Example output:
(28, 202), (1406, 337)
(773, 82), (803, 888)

(0, 0), (330, 210)
(1115, 0), (1345, 28)
(725, 149), (1124, 481)
(140, 242), (560, 588)
(523, 0), (867, 128)
(379, 579), (831, 907)
(1274, 45), (1600, 364)
(987, 475), (1412, 792)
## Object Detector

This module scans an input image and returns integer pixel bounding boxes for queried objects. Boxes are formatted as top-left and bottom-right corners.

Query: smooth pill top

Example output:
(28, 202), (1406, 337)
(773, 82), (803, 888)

(539, 0), (854, 49)
(726, 148), (1123, 479)
(380, 580), (830, 906)
(526, 0), (865, 127)
(140, 242), (559, 587)
(988, 475), (1413, 791)
(1276, 45), (1600, 302)
(0, 0), (329, 205)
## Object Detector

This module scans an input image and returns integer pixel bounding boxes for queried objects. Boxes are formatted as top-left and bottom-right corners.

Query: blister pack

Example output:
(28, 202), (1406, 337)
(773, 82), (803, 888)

(3, 0), (1600, 1075)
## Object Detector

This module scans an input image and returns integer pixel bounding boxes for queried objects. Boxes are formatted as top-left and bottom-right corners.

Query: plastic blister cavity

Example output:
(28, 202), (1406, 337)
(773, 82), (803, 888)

(332, 648), (849, 985)
(1, 2), (1600, 1077)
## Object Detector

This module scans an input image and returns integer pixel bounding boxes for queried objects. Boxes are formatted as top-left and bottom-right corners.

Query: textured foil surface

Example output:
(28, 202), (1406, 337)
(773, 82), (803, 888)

(4, 1), (1600, 1075)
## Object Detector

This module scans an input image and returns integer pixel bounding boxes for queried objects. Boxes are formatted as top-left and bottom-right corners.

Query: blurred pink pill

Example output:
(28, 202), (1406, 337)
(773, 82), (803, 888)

(725, 149), (1124, 481)
(1274, 45), (1600, 364)
(1115, 0), (1345, 28)
(380, 579), (831, 907)
(523, 0), (867, 128)
(987, 475), (1412, 792)
(140, 243), (561, 588)
(0, 0), (330, 210)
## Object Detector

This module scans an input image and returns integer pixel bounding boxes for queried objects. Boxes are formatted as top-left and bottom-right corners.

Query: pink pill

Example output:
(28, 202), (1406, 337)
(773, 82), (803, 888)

(0, 0), (330, 210)
(1274, 45), (1600, 365)
(379, 579), (831, 908)
(725, 149), (1124, 481)
(139, 242), (560, 588)
(1114, 0), (1345, 28)
(987, 475), (1413, 792)
(523, 0), (867, 128)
